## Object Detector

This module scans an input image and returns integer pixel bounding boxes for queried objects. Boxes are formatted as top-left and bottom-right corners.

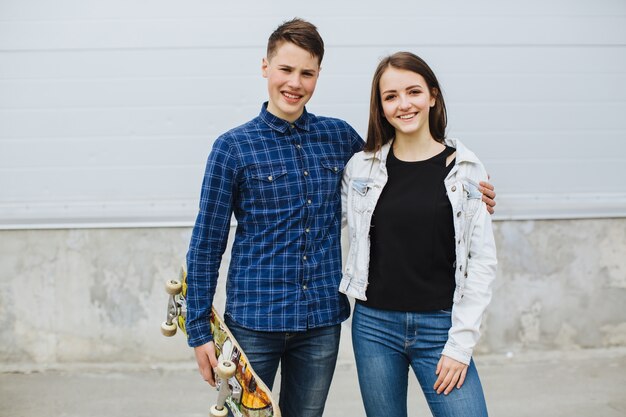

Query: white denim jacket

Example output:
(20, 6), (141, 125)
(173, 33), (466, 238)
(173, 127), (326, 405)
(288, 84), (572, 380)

(340, 138), (497, 364)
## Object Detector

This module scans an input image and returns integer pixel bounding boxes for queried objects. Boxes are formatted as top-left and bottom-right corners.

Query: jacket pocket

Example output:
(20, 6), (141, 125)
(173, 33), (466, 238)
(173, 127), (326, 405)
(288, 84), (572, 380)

(351, 178), (376, 213)
(461, 180), (482, 217)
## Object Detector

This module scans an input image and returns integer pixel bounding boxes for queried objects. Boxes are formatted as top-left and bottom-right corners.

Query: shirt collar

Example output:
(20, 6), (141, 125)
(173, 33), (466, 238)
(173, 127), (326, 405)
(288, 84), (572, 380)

(259, 102), (311, 133)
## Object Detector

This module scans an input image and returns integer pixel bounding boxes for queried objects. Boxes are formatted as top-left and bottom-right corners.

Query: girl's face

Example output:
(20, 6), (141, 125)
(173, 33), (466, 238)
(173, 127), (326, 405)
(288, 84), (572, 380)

(379, 67), (436, 138)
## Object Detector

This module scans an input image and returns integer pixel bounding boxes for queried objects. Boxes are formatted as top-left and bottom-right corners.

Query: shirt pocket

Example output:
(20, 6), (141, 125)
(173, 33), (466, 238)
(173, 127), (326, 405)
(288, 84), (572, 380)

(319, 159), (345, 199)
(247, 164), (289, 206)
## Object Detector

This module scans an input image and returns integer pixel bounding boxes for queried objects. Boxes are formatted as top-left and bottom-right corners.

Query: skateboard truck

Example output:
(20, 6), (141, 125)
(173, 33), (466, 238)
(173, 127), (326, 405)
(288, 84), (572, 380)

(210, 359), (237, 417)
(161, 269), (187, 337)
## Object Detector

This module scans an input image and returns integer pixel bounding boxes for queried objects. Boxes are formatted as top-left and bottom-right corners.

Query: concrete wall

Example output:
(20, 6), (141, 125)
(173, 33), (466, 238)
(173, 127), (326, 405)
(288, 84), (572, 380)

(1, 219), (625, 369)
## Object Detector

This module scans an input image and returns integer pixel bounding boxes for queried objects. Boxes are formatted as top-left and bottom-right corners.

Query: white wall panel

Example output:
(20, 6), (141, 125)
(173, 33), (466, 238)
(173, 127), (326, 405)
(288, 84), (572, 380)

(3, 16), (625, 51)
(0, 106), (262, 138)
(1, 0), (625, 228)
(2, 136), (208, 169)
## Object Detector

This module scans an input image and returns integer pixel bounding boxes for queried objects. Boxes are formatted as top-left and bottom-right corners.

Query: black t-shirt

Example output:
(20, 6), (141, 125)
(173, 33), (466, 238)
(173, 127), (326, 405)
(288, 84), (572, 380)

(359, 145), (456, 312)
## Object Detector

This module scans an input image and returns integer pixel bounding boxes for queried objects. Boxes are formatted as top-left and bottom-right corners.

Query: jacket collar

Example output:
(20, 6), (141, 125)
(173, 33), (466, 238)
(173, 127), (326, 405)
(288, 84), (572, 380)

(362, 140), (393, 163)
(444, 138), (481, 165)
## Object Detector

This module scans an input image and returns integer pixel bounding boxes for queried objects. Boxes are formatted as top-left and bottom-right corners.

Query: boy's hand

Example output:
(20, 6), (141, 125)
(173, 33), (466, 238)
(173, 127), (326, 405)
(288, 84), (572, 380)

(479, 180), (496, 215)
(194, 341), (218, 386)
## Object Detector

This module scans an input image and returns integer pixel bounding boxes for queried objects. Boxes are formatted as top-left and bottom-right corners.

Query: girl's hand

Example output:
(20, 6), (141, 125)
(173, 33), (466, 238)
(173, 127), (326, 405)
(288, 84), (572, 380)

(434, 355), (468, 395)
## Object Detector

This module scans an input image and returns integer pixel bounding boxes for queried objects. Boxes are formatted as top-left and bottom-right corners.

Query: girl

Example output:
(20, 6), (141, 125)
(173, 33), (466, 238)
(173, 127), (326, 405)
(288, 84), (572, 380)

(341, 52), (497, 417)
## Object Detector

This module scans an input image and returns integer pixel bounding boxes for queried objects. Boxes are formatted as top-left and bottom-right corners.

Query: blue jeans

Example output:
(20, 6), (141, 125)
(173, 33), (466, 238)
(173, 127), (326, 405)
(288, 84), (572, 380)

(352, 303), (488, 417)
(224, 315), (341, 417)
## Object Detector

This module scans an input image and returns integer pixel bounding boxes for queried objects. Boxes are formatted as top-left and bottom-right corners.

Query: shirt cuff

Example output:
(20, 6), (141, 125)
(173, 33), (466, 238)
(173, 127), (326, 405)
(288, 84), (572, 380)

(186, 325), (214, 348)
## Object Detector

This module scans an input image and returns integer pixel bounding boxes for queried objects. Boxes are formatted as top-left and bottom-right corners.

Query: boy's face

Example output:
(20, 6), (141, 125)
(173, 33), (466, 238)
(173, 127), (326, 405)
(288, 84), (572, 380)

(262, 41), (320, 122)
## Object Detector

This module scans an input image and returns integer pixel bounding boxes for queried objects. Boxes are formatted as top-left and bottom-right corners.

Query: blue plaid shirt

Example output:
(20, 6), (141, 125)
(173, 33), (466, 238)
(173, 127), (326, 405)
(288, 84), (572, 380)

(185, 103), (364, 347)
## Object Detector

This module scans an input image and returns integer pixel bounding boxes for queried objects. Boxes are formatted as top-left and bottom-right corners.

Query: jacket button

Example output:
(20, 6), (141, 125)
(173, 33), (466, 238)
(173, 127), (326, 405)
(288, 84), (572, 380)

(451, 186), (457, 192)
(457, 211), (461, 217)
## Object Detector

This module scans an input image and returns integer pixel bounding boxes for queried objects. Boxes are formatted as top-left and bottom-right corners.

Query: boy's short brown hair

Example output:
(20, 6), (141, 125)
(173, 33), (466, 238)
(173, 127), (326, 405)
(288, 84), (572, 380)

(267, 18), (324, 65)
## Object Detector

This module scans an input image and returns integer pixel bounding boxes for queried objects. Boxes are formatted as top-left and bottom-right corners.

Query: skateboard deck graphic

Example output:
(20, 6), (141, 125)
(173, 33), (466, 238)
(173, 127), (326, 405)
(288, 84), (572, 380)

(161, 267), (281, 417)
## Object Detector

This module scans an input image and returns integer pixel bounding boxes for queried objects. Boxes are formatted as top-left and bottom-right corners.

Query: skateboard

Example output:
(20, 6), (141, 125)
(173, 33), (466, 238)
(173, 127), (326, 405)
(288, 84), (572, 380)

(161, 266), (281, 417)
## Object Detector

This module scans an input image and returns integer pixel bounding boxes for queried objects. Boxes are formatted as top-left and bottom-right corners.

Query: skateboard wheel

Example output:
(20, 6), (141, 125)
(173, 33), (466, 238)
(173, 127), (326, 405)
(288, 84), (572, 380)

(209, 404), (228, 417)
(165, 279), (183, 295)
(216, 360), (236, 379)
(160, 321), (177, 337)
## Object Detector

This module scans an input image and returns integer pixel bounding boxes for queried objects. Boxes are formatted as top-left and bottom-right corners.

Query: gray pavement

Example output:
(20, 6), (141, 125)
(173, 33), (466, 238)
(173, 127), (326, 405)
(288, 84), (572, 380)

(1, 348), (625, 417)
